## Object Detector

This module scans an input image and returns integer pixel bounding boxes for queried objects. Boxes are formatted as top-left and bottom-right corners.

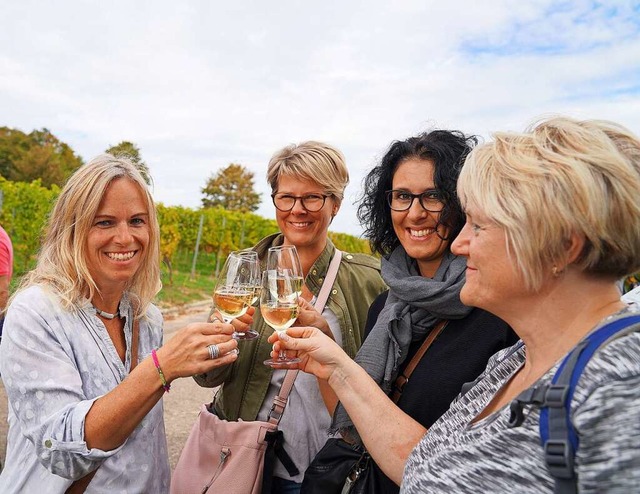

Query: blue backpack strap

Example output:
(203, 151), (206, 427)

(539, 314), (640, 494)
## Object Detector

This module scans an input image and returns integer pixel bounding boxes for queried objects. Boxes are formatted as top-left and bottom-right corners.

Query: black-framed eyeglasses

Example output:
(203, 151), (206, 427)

(272, 193), (330, 212)
(385, 189), (445, 212)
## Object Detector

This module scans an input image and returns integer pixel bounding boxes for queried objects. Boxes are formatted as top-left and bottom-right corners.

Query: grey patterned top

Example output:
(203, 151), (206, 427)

(0, 285), (170, 493)
(401, 309), (640, 493)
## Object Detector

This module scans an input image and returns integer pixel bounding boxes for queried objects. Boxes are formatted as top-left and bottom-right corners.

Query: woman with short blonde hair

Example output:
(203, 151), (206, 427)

(270, 116), (640, 492)
(196, 140), (386, 493)
(458, 117), (640, 290)
(266, 140), (349, 202)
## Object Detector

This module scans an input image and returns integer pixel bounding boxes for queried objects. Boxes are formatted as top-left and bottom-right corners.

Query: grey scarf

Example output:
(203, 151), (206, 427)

(331, 247), (471, 438)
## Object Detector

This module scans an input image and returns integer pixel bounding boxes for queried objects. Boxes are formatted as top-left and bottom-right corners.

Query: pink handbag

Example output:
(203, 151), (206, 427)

(170, 250), (343, 494)
(170, 374), (295, 494)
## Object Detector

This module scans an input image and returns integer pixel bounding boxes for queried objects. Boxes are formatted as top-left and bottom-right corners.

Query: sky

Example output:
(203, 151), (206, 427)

(1, 0), (639, 236)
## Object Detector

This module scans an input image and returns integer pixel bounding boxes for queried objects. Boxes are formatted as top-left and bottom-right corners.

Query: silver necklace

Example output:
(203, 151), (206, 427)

(93, 305), (120, 319)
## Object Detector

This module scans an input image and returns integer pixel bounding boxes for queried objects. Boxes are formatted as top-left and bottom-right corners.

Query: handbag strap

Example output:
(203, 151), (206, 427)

(268, 250), (343, 425)
(267, 369), (298, 425)
(313, 249), (342, 314)
(390, 319), (448, 403)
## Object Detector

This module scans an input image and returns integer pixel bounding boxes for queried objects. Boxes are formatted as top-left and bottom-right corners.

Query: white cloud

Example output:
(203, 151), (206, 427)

(1, 0), (639, 236)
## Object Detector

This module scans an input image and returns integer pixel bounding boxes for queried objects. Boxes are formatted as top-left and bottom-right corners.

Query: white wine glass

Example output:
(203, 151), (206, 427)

(267, 245), (304, 298)
(236, 251), (261, 306)
(213, 251), (259, 340)
(261, 270), (301, 367)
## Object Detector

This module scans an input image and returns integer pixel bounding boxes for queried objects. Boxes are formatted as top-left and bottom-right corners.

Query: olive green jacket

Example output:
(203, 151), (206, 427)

(194, 233), (387, 421)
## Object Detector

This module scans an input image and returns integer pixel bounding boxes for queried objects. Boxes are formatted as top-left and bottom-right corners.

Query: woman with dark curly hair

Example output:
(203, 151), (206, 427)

(359, 130), (469, 256)
(329, 130), (519, 492)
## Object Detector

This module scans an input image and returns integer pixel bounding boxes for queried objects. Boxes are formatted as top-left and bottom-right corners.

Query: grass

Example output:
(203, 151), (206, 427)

(154, 248), (220, 309)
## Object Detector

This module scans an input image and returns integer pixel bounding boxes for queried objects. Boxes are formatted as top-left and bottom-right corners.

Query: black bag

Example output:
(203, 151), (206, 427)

(300, 438), (380, 494)
(301, 321), (448, 494)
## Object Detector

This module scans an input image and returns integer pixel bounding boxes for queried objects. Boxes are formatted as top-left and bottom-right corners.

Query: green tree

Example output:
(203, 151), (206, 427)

(0, 177), (60, 273)
(201, 163), (261, 212)
(156, 204), (186, 285)
(0, 127), (83, 187)
(106, 141), (152, 185)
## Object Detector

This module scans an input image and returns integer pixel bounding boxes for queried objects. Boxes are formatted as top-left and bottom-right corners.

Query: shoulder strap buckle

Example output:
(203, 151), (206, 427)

(267, 403), (283, 423)
(544, 384), (569, 408)
(544, 439), (575, 479)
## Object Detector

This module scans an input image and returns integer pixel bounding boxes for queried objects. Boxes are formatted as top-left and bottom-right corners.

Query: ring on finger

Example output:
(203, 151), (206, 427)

(207, 344), (220, 360)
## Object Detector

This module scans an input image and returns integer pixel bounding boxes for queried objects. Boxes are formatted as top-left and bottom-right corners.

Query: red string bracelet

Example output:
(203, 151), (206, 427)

(151, 349), (171, 393)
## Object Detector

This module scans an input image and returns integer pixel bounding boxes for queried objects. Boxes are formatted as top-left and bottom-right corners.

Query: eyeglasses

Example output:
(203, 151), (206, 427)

(385, 189), (445, 212)
(272, 193), (330, 212)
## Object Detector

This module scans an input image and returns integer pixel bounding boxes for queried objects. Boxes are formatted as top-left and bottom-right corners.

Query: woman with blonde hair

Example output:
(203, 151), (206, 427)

(195, 141), (386, 493)
(0, 154), (238, 493)
(270, 117), (640, 492)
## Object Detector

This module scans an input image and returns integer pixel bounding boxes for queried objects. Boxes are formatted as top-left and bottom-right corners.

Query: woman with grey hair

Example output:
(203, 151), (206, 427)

(269, 117), (640, 492)
(195, 141), (386, 493)
(0, 155), (237, 493)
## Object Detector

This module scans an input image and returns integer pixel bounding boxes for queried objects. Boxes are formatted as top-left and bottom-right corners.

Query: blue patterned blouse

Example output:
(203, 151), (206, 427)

(0, 285), (170, 493)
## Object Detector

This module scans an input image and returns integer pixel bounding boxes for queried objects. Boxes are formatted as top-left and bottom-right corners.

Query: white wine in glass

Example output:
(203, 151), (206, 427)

(261, 270), (301, 367)
(213, 287), (253, 319)
(213, 251), (260, 340)
(262, 303), (299, 331)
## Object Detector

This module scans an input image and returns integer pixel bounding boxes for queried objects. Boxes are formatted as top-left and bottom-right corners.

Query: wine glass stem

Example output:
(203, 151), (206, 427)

(277, 331), (287, 360)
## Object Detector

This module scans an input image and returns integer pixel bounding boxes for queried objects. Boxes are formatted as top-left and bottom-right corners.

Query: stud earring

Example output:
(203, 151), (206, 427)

(552, 265), (564, 277)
